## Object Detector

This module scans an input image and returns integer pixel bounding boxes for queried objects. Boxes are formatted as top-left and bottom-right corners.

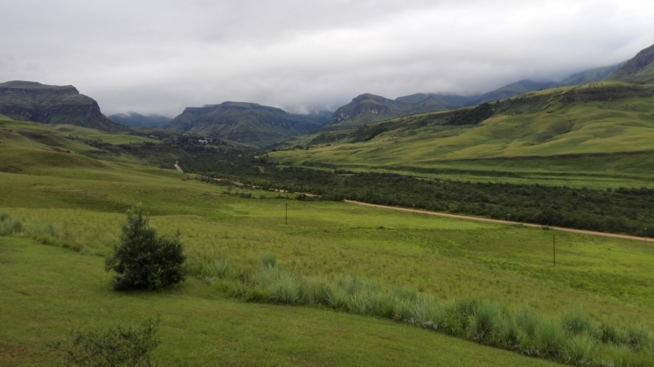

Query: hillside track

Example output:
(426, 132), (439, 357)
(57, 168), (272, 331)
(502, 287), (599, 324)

(345, 200), (654, 243)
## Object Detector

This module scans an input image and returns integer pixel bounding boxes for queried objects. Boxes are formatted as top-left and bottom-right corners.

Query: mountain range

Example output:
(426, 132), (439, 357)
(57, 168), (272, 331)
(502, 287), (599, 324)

(321, 63), (626, 131)
(1, 42), (653, 147)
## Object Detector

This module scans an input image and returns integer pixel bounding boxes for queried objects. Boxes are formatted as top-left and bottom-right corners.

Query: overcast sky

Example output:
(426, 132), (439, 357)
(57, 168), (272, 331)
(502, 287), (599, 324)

(1, 0), (653, 116)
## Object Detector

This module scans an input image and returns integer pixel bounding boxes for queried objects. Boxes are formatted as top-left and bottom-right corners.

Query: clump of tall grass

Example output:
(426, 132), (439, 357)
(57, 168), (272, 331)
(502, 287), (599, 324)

(260, 252), (276, 269)
(186, 252), (654, 367)
(185, 248), (234, 282)
(0, 212), (23, 236)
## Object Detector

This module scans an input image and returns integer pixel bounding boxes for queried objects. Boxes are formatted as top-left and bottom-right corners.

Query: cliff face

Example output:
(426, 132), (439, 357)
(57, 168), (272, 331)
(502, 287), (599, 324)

(0, 81), (124, 132)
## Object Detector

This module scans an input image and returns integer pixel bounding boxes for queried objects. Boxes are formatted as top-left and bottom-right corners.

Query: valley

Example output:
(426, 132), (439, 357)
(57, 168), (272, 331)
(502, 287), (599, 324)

(2, 40), (654, 367)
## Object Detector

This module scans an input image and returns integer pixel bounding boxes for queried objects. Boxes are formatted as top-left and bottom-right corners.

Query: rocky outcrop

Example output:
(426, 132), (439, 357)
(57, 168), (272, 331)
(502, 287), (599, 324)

(0, 81), (124, 132)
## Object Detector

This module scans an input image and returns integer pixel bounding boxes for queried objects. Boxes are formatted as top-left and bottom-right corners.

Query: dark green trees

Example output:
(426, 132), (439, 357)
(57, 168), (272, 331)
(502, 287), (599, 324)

(106, 205), (185, 291)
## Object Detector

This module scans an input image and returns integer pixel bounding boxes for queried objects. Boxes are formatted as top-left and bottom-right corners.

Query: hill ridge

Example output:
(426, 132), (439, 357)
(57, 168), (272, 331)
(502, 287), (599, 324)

(0, 80), (125, 132)
(167, 101), (324, 147)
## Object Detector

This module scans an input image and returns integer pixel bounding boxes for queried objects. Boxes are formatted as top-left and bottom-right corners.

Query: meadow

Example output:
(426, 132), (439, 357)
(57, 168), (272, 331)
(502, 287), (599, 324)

(2, 117), (654, 366)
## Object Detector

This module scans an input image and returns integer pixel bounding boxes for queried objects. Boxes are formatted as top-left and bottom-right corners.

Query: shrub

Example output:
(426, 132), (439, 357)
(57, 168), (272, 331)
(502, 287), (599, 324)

(105, 205), (185, 291)
(51, 318), (160, 367)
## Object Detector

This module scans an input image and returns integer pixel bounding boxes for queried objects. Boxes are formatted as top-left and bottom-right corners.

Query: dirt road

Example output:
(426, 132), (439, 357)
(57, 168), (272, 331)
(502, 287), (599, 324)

(345, 200), (654, 243)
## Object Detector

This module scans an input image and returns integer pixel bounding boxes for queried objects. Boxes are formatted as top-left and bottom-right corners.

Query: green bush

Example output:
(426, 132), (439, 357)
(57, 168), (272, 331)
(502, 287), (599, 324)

(105, 205), (186, 291)
(51, 318), (160, 367)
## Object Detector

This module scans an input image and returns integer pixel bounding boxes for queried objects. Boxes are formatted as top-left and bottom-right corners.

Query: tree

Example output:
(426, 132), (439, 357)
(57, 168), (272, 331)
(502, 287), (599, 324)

(106, 204), (185, 291)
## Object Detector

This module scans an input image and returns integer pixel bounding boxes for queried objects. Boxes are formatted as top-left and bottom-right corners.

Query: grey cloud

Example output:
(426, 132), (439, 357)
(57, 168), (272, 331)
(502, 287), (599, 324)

(0, 0), (653, 116)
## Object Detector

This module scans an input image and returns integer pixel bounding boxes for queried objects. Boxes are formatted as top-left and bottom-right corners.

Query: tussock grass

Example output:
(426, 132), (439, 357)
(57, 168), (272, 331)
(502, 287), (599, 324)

(0, 212), (23, 235)
(193, 253), (654, 367)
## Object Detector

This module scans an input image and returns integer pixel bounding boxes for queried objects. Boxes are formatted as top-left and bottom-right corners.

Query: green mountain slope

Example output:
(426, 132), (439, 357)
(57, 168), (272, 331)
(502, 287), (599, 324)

(324, 64), (626, 132)
(474, 80), (556, 104)
(0, 81), (125, 132)
(609, 43), (654, 84)
(0, 115), (251, 176)
(109, 112), (171, 128)
(322, 94), (416, 131)
(395, 93), (470, 109)
(559, 63), (624, 86)
(167, 102), (322, 147)
(270, 82), (654, 186)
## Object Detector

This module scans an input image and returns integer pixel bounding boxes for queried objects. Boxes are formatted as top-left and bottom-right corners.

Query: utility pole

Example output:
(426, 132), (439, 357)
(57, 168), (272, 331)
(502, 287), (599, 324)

(553, 234), (556, 266)
(285, 202), (288, 225)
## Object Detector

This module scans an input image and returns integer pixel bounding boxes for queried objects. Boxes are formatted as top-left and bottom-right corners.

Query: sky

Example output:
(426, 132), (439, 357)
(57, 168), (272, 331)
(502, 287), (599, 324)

(1, 0), (654, 117)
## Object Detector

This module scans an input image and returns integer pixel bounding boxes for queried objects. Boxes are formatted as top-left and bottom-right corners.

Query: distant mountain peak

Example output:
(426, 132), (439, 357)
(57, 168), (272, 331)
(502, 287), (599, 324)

(167, 101), (324, 147)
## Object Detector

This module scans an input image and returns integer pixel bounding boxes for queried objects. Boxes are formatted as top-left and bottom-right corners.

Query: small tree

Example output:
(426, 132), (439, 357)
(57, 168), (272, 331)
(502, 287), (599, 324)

(51, 318), (160, 367)
(106, 204), (185, 291)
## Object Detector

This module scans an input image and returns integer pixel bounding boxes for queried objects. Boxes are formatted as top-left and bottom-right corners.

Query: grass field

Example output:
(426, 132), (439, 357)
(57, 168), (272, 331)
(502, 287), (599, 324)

(2, 118), (654, 365)
(1, 237), (565, 367)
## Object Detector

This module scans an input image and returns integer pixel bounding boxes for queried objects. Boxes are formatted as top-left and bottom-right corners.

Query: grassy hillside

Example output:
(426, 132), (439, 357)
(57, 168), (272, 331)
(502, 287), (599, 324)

(269, 82), (654, 188)
(559, 63), (624, 87)
(609, 44), (654, 84)
(167, 102), (322, 147)
(108, 112), (171, 128)
(0, 116), (254, 179)
(322, 63), (626, 132)
(474, 80), (556, 104)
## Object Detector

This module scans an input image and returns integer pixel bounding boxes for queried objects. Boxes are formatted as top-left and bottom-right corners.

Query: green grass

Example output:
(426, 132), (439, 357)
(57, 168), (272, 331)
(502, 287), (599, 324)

(0, 117), (163, 174)
(3, 115), (654, 365)
(3, 172), (654, 322)
(0, 237), (562, 367)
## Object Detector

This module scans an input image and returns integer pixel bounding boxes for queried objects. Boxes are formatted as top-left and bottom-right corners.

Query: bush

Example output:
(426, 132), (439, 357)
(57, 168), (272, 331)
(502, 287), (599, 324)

(51, 318), (160, 367)
(105, 205), (186, 291)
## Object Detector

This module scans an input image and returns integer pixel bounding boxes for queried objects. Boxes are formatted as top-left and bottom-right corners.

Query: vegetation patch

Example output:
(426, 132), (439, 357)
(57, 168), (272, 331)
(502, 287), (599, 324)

(187, 252), (654, 366)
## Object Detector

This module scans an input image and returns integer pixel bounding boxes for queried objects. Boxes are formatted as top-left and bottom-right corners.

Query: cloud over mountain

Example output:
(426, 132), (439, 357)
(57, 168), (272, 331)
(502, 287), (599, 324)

(0, 0), (653, 116)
